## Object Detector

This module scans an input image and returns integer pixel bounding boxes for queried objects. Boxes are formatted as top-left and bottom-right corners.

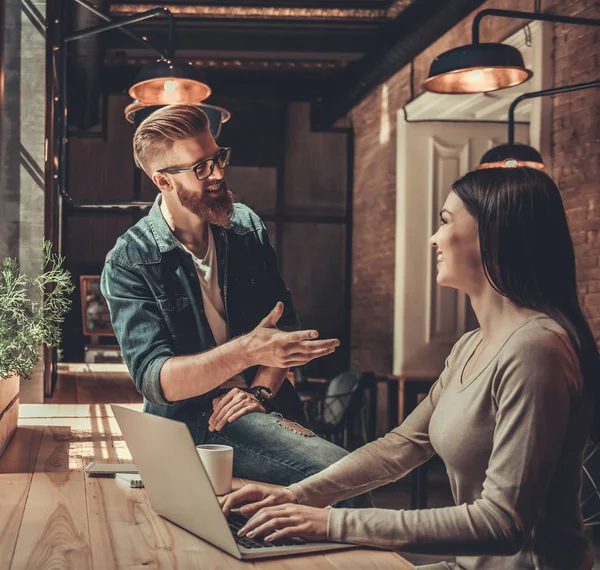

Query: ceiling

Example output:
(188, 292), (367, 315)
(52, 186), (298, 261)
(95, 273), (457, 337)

(70, 0), (488, 127)
(101, 0), (410, 100)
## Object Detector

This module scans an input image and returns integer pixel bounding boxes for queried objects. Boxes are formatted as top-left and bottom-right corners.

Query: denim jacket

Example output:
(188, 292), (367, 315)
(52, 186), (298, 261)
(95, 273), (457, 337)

(101, 196), (300, 443)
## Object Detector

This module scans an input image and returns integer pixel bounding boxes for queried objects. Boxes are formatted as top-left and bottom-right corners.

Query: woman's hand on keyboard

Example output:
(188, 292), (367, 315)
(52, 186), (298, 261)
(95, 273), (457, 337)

(219, 484), (297, 517)
(239, 504), (329, 543)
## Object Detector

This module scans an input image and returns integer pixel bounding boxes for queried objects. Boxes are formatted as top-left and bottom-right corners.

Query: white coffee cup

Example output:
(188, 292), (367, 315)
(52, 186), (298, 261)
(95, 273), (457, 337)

(196, 444), (234, 495)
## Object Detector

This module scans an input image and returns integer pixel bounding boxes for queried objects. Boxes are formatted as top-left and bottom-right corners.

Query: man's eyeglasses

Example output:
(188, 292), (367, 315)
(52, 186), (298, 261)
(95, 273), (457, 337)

(157, 147), (231, 181)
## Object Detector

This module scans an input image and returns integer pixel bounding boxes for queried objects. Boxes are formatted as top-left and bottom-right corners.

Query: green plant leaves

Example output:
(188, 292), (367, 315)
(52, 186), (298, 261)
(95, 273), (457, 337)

(0, 240), (75, 380)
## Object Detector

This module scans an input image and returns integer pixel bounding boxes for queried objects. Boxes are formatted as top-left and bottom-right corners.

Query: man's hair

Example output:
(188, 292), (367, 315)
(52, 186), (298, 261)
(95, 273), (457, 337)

(133, 105), (210, 174)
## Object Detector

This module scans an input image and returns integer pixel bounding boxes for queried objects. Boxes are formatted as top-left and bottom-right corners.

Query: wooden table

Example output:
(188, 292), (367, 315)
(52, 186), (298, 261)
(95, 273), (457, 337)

(0, 403), (416, 569)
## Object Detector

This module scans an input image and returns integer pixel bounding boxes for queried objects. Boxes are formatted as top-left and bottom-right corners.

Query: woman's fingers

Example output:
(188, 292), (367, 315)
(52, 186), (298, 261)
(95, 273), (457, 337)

(264, 526), (304, 542)
(245, 515), (295, 539)
(220, 486), (297, 519)
(240, 504), (328, 542)
(220, 485), (265, 516)
(239, 495), (281, 518)
(239, 505), (292, 536)
(239, 488), (297, 517)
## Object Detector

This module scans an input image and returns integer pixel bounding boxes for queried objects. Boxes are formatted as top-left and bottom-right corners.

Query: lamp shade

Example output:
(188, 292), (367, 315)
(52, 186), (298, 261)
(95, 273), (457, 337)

(125, 102), (231, 140)
(478, 143), (545, 170)
(423, 43), (533, 94)
(129, 59), (212, 105)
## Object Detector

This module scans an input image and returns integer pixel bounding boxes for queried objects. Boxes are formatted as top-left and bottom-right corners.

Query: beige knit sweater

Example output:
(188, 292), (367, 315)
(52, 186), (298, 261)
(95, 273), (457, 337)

(289, 316), (595, 570)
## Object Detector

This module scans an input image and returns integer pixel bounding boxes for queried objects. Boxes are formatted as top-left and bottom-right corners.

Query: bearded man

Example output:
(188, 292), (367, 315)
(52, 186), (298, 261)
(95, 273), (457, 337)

(100, 105), (370, 505)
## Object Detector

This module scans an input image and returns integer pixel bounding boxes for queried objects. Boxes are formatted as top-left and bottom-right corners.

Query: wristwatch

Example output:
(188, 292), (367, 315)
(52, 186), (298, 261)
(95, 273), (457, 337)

(247, 385), (274, 411)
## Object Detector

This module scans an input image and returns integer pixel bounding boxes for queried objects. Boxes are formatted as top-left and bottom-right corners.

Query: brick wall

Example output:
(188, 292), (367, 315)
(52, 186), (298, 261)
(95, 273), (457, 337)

(551, 3), (600, 344)
(350, 0), (600, 374)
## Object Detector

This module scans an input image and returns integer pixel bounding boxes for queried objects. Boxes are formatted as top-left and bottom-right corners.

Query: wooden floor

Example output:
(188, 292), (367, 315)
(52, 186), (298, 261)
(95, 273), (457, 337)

(0, 365), (416, 570)
(49, 363), (143, 405)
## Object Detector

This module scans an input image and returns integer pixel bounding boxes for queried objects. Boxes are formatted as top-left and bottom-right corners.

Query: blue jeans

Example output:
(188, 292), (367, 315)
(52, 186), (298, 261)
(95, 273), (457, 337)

(202, 412), (372, 509)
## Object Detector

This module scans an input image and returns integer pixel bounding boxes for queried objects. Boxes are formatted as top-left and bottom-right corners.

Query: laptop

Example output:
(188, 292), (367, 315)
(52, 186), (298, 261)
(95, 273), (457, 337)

(111, 404), (356, 559)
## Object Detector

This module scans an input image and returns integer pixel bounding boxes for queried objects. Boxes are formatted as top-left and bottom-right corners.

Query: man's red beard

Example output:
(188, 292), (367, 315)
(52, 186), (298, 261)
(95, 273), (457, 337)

(175, 180), (234, 227)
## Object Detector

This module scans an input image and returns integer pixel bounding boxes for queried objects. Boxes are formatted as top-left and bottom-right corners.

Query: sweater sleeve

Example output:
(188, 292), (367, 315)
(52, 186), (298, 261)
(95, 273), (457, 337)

(287, 341), (463, 508)
(324, 330), (582, 555)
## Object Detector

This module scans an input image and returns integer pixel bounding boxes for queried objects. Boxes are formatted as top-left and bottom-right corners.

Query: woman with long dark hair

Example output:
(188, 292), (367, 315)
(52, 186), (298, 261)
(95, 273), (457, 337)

(220, 167), (600, 570)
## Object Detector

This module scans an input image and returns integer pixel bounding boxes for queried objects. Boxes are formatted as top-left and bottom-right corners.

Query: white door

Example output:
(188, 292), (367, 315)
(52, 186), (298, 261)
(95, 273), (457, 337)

(393, 117), (529, 377)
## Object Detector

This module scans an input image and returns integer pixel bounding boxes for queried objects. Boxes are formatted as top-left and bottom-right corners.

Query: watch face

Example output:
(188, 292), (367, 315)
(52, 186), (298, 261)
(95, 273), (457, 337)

(256, 386), (273, 400)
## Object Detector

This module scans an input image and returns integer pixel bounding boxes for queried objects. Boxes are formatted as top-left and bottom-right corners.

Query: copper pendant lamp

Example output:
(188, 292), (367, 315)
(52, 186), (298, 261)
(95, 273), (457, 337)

(128, 59), (212, 106)
(424, 8), (600, 94)
(424, 43), (531, 94)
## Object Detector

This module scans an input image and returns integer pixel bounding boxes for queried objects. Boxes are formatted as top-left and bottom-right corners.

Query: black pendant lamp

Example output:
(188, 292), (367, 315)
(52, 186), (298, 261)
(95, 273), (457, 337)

(478, 79), (600, 170)
(479, 144), (544, 170)
(424, 8), (600, 94)
(125, 101), (231, 139)
(424, 43), (531, 94)
(129, 59), (212, 106)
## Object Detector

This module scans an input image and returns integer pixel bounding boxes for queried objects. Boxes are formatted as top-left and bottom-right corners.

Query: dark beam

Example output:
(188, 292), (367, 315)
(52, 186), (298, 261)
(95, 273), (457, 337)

(109, 2), (389, 19)
(105, 21), (379, 56)
(109, 0), (391, 9)
(311, 0), (488, 130)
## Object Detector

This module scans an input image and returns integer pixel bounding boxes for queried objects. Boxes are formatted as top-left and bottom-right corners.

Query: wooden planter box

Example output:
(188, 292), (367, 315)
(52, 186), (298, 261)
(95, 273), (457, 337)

(0, 374), (19, 458)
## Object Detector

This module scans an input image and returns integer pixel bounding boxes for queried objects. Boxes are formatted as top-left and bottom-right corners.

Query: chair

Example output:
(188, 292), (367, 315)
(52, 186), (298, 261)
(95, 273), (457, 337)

(581, 440), (600, 527)
(302, 370), (370, 449)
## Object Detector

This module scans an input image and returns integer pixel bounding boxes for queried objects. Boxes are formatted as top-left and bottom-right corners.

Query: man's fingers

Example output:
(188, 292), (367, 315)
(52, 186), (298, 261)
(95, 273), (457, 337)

(277, 336), (339, 365)
(211, 394), (243, 427)
(288, 329), (320, 342)
(214, 402), (254, 431)
(284, 346), (337, 367)
(303, 339), (340, 352)
(284, 338), (339, 355)
(260, 302), (284, 328)
(211, 389), (237, 417)
(221, 401), (248, 422)
(227, 404), (264, 425)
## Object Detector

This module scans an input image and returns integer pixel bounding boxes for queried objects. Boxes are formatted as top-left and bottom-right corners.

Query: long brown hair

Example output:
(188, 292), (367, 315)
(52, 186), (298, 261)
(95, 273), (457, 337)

(453, 167), (600, 440)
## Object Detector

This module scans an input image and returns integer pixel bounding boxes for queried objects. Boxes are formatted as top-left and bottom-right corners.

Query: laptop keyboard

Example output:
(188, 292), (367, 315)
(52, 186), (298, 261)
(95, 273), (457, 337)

(227, 511), (307, 549)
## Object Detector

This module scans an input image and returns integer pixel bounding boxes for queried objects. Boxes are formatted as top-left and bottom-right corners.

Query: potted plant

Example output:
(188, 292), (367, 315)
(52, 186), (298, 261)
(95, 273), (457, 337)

(0, 241), (74, 457)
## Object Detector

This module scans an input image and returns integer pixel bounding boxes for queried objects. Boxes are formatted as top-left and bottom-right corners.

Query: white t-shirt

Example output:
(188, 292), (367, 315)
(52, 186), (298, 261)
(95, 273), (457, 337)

(190, 228), (228, 347)
(186, 228), (246, 389)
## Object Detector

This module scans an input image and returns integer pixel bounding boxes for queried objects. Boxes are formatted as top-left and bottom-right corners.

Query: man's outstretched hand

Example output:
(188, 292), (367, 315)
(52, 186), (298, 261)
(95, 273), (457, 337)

(242, 302), (339, 369)
(209, 302), (339, 431)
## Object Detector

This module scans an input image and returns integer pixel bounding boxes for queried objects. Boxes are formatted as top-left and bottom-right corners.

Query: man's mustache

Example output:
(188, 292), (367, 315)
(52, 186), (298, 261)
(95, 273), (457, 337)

(204, 180), (228, 195)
